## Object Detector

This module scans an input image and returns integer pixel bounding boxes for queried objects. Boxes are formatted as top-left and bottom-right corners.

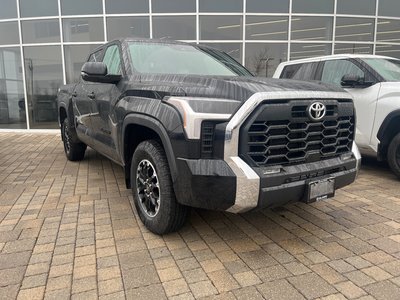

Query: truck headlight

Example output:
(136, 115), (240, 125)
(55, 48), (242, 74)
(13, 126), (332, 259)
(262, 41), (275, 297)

(164, 97), (241, 139)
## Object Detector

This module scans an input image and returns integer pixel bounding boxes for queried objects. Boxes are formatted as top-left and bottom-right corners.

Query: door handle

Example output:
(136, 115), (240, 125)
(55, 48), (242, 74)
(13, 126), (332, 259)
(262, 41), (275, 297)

(87, 92), (95, 99)
(72, 91), (77, 97)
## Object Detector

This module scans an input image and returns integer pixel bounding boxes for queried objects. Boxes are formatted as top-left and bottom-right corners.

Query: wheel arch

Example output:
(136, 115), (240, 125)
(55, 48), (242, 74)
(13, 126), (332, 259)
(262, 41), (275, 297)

(377, 109), (400, 160)
(122, 114), (178, 188)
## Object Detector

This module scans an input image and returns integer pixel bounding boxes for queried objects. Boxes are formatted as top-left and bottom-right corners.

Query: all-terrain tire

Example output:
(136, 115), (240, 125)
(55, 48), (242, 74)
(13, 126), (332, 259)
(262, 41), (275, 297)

(388, 132), (400, 179)
(130, 140), (189, 234)
(61, 118), (86, 161)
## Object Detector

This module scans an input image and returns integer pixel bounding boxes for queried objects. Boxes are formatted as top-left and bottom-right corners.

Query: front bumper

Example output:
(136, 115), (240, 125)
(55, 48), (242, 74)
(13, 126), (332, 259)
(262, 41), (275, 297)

(174, 142), (360, 212)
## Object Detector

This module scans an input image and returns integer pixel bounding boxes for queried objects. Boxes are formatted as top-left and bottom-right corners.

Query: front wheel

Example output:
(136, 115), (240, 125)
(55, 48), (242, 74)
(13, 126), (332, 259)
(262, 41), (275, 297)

(388, 132), (400, 179)
(130, 140), (189, 234)
(61, 118), (86, 161)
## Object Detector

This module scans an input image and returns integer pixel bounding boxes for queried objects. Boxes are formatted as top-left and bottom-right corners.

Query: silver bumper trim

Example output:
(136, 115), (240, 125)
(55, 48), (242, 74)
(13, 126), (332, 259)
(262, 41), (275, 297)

(224, 91), (353, 213)
(352, 141), (362, 176)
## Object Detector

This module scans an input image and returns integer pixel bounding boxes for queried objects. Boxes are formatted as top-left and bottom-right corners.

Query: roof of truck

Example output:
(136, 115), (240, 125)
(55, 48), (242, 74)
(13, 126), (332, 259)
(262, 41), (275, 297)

(281, 54), (399, 65)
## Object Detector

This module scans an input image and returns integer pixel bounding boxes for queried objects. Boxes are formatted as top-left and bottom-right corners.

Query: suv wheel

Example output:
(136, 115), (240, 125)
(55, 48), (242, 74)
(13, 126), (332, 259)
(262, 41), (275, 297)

(388, 132), (400, 179)
(130, 140), (188, 234)
(61, 118), (86, 161)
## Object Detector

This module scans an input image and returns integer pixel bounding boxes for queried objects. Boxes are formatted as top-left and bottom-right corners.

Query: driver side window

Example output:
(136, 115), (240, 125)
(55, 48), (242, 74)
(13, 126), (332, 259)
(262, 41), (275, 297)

(102, 45), (122, 75)
(321, 60), (365, 87)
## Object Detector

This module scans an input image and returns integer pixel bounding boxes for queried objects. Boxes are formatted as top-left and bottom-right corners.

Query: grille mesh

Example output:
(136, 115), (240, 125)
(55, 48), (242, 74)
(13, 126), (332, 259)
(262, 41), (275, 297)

(201, 122), (215, 157)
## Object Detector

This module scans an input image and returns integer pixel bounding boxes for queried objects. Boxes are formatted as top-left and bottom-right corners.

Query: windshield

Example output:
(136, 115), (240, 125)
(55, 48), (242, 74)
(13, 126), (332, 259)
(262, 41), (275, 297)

(363, 58), (400, 81)
(128, 42), (252, 76)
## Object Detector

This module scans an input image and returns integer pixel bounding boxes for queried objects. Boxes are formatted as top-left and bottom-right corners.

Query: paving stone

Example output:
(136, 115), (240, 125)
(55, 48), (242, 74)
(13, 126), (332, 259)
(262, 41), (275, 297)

(335, 281), (367, 299)
(233, 271), (262, 287)
(122, 265), (160, 289)
(288, 273), (337, 299)
(162, 278), (190, 297)
(364, 280), (400, 300)
(189, 280), (218, 298)
(257, 279), (306, 299)
(17, 286), (45, 300)
(182, 268), (208, 284)
(0, 267), (26, 287)
(126, 284), (167, 299)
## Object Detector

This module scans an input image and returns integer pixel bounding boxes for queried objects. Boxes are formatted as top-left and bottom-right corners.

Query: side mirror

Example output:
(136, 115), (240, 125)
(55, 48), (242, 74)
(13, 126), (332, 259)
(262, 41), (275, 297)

(81, 62), (121, 84)
(341, 74), (370, 88)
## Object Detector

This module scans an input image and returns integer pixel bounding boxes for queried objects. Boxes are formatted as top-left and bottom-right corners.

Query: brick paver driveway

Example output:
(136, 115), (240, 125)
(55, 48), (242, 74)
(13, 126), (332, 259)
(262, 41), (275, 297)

(0, 133), (399, 300)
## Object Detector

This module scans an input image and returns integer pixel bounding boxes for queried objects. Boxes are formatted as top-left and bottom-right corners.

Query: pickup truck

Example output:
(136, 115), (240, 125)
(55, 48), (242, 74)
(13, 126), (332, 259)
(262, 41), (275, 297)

(274, 54), (400, 179)
(57, 38), (361, 234)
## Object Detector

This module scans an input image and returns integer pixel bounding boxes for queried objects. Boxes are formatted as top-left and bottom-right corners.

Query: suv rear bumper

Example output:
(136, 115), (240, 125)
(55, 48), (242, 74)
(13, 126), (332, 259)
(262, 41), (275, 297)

(174, 142), (360, 212)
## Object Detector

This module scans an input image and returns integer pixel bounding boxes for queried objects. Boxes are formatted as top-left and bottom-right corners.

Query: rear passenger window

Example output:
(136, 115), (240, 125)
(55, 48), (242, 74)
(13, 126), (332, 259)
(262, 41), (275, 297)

(321, 59), (364, 86)
(280, 62), (318, 81)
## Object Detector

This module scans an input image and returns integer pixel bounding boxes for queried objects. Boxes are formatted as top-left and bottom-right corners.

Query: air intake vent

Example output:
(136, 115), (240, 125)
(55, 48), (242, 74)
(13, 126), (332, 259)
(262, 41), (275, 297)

(201, 122), (215, 158)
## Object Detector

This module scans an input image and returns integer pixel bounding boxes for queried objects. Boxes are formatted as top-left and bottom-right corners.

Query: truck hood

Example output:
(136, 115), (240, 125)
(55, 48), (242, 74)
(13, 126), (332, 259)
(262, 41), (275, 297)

(378, 82), (400, 102)
(126, 74), (347, 102)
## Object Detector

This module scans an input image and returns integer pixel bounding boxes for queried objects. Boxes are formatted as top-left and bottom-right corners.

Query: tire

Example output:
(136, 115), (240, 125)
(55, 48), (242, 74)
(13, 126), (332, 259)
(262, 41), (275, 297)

(130, 140), (189, 234)
(388, 132), (400, 179)
(61, 118), (86, 161)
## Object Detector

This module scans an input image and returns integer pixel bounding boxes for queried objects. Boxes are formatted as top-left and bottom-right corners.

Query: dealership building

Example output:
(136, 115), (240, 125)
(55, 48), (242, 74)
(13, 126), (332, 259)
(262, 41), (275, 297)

(1, 0), (399, 130)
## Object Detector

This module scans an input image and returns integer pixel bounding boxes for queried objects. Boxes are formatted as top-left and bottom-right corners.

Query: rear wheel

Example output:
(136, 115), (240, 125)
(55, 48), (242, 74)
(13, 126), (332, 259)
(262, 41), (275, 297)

(130, 140), (188, 234)
(388, 132), (400, 179)
(61, 118), (86, 161)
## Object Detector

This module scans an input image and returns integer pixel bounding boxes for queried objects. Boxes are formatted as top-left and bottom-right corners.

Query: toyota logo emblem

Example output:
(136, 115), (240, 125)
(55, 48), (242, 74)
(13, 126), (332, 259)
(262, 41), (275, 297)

(308, 102), (326, 121)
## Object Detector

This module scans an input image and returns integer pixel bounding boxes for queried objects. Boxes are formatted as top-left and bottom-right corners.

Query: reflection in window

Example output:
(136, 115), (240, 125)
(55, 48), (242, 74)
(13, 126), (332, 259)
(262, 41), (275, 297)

(1, 0), (17, 19)
(0, 22), (19, 45)
(246, 0), (289, 13)
(375, 45), (400, 59)
(0, 48), (26, 129)
(63, 18), (104, 42)
(103, 45), (122, 75)
(22, 19), (60, 44)
(246, 16), (288, 40)
(291, 17), (333, 41)
(379, 0), (400, 18)
(377, 19), (400, 43)
(335, 18), (374, 42)
(107, 17), (150, 40)
(290, 43), (331, 60)
(200, 16), (242, 40)
(24, 46), (63, 129)
(321, 60), (365, 86)
(199, 0), (242, 12)
(292, 0), (334, 14)
(20, 0), (58, 18)
(199, 43), (242, 63)
(334, 44), (373, 55)
(152, 16), (196, 40)
(64, 45), (101, 83)
(105, 0), (148, 14)
(61, 0), (102, 15)
(152, 0), (195, 13)
(337, 0), (376, 16)
(245, 43), (288, 77)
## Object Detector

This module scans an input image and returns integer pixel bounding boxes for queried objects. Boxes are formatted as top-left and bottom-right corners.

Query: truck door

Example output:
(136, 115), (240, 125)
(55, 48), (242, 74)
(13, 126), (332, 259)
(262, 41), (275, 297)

(319, 59), (380, 154)
(88, 43), (124, 163)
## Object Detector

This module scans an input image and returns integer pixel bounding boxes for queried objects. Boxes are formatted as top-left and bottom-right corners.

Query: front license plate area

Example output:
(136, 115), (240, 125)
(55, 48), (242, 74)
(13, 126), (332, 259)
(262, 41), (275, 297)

(305, 177), (335, 203)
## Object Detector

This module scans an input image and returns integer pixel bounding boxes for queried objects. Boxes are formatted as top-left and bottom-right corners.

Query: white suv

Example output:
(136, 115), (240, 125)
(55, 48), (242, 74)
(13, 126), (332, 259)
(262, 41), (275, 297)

(274, 54), (400, 178)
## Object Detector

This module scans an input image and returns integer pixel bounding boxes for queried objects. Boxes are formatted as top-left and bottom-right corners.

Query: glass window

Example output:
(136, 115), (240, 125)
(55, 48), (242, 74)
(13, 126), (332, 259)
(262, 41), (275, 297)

(336, 18), (374, 42)
(290, 43), (332, 60)
(107, 17), (150, 40)
(88, 49), (103, 62)
(105, 0), (148, 14)
(280, 62), (319, 80)
(152, 0), (195, 13)
(63, 18), (104, 42)
(19, 0), (58, 18)
(291, 17), (333, 41)
(152, 16), (196, 40)
(377, 19), (400, 43)
(0, 48), (26, 129)
(379, 0), (400, 18)
(102, 45), (122, 75)
(0, 22), (19, 45)
(22, 19), (60, 44)
(292, 0), (334, 14)
(1, 0), (17, 19)
(200, 16), (242, 40)
(334, 43), (373, 55)
(199, 0), (242, 12)
(199, 43), (242, 63)
(375, 44), (400, 59)
(363, 58), (400, 81)
(61, 0), (102, 15)
(24, 46), (63, 129)
(245, 43), (288, 77)
(337, 0), (376, 16)
(246, 16), (288, 40)
(65, 45), (101, 83)
(246, 0), (289, 13)
(321, 60), (365, 86)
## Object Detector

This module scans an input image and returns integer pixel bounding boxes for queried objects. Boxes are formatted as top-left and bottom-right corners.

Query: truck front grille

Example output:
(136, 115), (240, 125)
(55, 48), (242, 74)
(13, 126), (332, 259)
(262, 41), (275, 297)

(239, 100), (354, 167)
